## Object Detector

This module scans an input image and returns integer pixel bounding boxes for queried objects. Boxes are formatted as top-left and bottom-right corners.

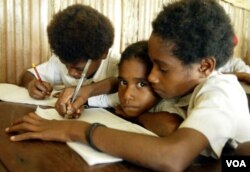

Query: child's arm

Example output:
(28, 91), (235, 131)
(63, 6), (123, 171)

(233, 72), (250, 84)
(20, 71), (36, 88)
(6, 112), (208, 172)
(20, 71), (52, 99)
(55, 77), (118, 116)
(137, 112), (183, 137)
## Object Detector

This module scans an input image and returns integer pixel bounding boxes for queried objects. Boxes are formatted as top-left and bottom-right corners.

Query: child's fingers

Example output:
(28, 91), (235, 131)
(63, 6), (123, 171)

(32, 81), (50, 98)
(6, 122), (40, 133)
(9, 132), (42, 141)
(43, 82), (53, 92)
(10, 113), (40, 126)
(55, 102), (67, 116)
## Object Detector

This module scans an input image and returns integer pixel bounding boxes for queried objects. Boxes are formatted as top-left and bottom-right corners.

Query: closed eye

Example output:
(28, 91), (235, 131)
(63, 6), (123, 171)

(159, 66), (168, 73)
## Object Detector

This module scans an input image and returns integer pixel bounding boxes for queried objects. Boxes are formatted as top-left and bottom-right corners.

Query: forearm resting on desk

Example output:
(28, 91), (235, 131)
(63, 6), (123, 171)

(137, 112), (183, 137)
(6, 112), (209, 172)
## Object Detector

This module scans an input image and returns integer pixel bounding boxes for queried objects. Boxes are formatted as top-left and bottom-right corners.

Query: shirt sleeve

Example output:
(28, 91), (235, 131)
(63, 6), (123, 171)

(219, 57), (250, 73)
(27, 55), (62, 85)
(88, 93), (120, 108)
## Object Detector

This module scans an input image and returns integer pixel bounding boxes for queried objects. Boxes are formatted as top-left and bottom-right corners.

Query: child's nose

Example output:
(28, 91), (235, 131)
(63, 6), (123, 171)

(148, 67), (159, 84)
(123, 87), (134, 100)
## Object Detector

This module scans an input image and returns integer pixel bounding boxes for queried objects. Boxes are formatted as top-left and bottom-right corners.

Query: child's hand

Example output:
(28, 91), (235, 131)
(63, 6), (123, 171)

(27, 79), (52, 99)
(55, 87), (89, 118)
(5, 112), (89, 142)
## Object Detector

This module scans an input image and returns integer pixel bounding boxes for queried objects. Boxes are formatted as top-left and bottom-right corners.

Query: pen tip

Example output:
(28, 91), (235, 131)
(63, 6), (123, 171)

(32, 63), (36, 68)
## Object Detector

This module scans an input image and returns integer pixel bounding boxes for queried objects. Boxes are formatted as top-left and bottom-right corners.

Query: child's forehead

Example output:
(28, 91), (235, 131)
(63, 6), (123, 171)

(119, 59), (148, 75)
(120, 58), (148, 69)
(149, 35), (176, 51)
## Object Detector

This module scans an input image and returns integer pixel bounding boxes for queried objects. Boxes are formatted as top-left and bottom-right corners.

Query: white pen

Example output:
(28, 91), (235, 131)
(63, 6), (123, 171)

(65, 59), (92, 118)
(71, 59), (92, 103)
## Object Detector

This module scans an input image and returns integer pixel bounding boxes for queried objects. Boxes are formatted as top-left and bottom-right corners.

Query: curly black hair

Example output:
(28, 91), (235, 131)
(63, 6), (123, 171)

(119, 41), (152, 75)
(152, 0), (234, 69)
(47, 4), (114, 63)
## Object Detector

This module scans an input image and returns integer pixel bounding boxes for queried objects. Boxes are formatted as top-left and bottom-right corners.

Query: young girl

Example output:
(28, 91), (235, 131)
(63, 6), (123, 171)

(6, 0), (250, 171)
(115, 41), (157, 118)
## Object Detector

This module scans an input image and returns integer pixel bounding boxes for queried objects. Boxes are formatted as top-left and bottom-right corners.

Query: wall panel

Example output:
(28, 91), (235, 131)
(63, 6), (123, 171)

(0, 0), (250, 84)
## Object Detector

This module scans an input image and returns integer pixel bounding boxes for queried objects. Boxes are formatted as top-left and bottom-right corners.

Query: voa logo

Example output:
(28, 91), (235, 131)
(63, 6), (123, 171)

(226, 160), (246, 167)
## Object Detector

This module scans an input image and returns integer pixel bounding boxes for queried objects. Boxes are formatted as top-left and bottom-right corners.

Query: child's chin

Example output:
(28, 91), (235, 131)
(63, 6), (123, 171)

(124, 111), (140, 119)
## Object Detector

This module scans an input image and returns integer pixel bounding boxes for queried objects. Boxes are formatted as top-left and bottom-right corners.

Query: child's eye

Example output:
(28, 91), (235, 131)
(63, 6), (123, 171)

(156, 64), (168, 73)
(120, 80), (127, 86)
(159, 67), (168, 73)
(137, 82), (147, 88)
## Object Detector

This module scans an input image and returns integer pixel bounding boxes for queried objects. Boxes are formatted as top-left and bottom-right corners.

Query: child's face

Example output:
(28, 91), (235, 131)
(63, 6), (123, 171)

(148, 35), (203, 99)
(62, 58), (103, 79)
(118, 59), (158, 118)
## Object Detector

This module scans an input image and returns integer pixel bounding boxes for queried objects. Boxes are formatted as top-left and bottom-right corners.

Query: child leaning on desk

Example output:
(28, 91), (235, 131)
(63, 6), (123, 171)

(21, 4), (120, 116)
(6, 0), (250, 171)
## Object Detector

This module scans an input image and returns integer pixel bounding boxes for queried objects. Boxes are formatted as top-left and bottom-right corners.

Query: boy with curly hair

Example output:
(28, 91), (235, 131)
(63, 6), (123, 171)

(22, 4), (120, 116)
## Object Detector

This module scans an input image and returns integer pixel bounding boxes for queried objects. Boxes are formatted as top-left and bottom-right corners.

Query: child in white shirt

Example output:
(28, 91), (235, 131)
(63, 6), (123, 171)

(21, 4), (120, 117)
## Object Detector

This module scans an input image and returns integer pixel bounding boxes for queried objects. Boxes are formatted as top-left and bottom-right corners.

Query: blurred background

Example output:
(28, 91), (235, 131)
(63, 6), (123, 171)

(0, 0), (250, 84)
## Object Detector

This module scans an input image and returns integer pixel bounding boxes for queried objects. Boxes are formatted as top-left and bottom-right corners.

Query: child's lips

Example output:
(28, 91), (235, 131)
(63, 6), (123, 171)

(153, 88), (165, 97)
(153, 88), (162, 94)
(122, 105), (138, 110)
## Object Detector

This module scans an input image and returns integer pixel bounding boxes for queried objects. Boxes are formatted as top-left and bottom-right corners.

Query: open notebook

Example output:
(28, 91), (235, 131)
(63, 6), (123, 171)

(0, 83), (58, 107)
(35, 107), (157, 165)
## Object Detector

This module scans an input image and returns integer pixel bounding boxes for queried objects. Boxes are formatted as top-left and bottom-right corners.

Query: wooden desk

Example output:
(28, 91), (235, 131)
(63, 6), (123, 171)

(1, 99), (249, 172)
(0, 102), (152, 172)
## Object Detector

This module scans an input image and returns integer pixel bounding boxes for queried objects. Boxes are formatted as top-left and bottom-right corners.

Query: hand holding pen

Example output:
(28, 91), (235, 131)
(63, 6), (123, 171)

(55, 60), (92, 118)
(27, 64), (52, 99)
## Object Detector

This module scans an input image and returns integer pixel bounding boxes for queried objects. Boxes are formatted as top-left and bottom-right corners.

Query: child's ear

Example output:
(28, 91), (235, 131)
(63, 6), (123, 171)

(198, 57), (216, 77)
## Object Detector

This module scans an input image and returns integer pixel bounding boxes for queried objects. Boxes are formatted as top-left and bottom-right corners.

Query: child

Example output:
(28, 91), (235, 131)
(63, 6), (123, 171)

(114, 40), (183, 135)
(6, 0), (250, 171)
(115, 40), (158, 118)
(21, 4), (120, 116)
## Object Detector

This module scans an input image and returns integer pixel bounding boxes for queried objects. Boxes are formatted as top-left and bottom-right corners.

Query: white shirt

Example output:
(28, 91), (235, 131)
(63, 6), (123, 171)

(219, 57), (250, 73)
(28, 49), (120, 103)
(177, 71), (250, 158)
